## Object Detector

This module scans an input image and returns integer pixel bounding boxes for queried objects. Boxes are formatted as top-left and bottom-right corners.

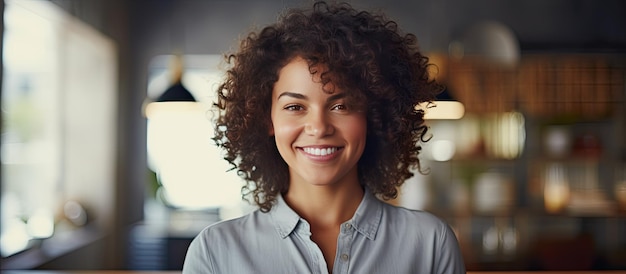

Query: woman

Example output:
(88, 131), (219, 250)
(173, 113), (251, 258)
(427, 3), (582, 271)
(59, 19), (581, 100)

(183, 1), (465, 273)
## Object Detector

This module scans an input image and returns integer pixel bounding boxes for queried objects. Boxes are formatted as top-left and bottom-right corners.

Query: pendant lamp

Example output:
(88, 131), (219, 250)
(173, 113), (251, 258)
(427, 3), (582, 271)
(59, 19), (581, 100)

(421, 88), (465, 120)
(417, 52), (465, 120)
(143, 54), (200, 118)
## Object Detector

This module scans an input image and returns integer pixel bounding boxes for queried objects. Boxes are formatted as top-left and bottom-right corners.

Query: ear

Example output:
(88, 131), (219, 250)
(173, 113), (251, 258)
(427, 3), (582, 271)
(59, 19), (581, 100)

(268, 122), (274, 136)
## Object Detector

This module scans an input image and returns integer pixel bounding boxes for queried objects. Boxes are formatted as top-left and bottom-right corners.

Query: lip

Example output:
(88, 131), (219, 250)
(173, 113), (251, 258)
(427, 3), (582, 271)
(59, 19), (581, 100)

(297, 145), (343, 161)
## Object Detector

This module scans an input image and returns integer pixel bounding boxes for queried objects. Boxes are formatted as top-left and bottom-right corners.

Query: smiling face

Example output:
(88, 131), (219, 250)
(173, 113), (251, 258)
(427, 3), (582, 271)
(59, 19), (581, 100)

(270, 57), (367, 190)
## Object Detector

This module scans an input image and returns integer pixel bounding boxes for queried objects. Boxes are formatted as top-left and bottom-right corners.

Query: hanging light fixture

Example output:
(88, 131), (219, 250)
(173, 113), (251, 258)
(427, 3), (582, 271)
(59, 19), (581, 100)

(416, 52), (465, 120)
(419, 88), (465, 120)
(143, 54), (200, 119)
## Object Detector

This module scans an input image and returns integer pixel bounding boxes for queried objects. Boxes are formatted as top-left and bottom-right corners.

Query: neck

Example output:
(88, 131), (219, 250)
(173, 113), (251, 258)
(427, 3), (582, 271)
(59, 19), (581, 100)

(284, 181), (364, 227)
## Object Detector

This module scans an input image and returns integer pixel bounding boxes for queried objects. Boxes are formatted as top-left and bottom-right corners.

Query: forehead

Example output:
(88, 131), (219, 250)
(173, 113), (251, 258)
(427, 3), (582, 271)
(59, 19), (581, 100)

(274, 56), (358, 97)
(273, 57), (328, 94)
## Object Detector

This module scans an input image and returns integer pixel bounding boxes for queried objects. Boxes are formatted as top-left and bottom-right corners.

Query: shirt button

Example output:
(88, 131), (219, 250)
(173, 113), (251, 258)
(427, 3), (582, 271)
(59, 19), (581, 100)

(343, 223), (352, 230)
(340, 254), (349, 262)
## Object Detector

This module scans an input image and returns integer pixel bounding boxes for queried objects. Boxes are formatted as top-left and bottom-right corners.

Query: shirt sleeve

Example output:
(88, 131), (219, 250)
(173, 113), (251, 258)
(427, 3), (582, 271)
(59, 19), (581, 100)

(435, 222), (466, 274)
(182, 230), (214, 274)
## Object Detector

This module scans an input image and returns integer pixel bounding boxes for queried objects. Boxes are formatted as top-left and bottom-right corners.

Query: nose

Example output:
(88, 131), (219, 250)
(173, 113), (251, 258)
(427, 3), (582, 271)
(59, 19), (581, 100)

(304, 110), (334, 137)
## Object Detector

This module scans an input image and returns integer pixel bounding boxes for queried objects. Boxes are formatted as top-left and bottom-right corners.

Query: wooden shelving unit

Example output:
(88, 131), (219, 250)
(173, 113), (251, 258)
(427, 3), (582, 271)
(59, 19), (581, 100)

(424, 53), (626, 270)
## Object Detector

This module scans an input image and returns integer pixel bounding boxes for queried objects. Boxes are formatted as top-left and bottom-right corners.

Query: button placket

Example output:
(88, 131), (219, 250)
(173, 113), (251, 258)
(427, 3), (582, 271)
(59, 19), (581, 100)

(340, 253), (349, 262)
(297, 219), (326, 274)
(333, 222), (354, 273)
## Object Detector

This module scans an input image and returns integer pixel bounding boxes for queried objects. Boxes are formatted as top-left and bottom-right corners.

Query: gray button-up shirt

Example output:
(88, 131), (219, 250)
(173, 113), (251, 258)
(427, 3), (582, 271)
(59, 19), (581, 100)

(183, 190), (465, 273)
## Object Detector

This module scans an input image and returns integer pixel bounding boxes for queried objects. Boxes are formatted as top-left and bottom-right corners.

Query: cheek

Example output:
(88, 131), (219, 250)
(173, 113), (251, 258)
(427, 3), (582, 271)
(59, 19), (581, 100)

(271, 118), (300, 143)
(345, 116), (368, 140)
(271, 120), (301, 162)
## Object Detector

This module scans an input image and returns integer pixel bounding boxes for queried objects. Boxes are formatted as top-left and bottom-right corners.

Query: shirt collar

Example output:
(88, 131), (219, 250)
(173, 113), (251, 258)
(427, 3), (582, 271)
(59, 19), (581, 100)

(268, 189), (383, 240)
(269, 194), (301, 239)
(350, 189), (382, 240)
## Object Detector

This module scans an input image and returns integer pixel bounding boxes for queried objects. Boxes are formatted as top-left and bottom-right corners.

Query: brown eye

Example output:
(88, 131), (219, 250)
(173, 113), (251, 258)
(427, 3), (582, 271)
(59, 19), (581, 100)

(284, 104), (304, 111)
(331, 104), (347, 111)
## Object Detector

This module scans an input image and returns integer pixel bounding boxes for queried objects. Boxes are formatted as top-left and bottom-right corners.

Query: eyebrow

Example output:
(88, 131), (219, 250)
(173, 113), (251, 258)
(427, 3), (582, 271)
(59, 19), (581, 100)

(276, 91), (347, 103)
(277, 91), (306, 100)
(327, 93), (346, 102)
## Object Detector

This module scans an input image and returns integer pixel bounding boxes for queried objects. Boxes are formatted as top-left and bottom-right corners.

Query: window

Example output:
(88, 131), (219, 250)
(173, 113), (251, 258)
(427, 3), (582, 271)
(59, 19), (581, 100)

(145, 54), (248, 216)
(1, 0), (117, 258)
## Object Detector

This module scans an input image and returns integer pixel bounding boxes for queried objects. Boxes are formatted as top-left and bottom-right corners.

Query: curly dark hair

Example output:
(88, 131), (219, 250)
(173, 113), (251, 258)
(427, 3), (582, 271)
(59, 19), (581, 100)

(213, 1), (440, 212)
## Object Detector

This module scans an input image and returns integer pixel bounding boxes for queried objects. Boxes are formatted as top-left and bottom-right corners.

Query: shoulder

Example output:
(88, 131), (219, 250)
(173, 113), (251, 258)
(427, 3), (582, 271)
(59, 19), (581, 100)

(183, 210), (269, 273)
(379, 201), (448, 231)
(378, 201), (465, 273)
(183, 210), (268, 273)
(377, 201), (458, 245)
(196, 209), (268, 241)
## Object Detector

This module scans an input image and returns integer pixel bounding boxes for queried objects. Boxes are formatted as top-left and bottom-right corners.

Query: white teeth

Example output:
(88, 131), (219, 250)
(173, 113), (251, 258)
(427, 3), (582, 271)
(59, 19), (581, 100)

(303, 147), (337, 156)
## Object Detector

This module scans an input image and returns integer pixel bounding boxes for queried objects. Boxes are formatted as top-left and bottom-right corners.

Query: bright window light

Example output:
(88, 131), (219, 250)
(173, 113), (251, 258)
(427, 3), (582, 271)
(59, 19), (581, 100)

(146, 55), (245, 211)
(2, 0), (117, 257)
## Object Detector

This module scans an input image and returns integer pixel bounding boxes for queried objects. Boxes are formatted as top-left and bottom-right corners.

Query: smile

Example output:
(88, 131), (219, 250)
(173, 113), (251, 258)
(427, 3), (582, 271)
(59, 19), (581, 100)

(302, 147), (340, 156)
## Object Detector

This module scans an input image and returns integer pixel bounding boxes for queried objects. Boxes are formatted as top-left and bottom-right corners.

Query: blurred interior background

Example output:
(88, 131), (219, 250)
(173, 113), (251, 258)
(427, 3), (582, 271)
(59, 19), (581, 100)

(1, 0), (625, 271)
